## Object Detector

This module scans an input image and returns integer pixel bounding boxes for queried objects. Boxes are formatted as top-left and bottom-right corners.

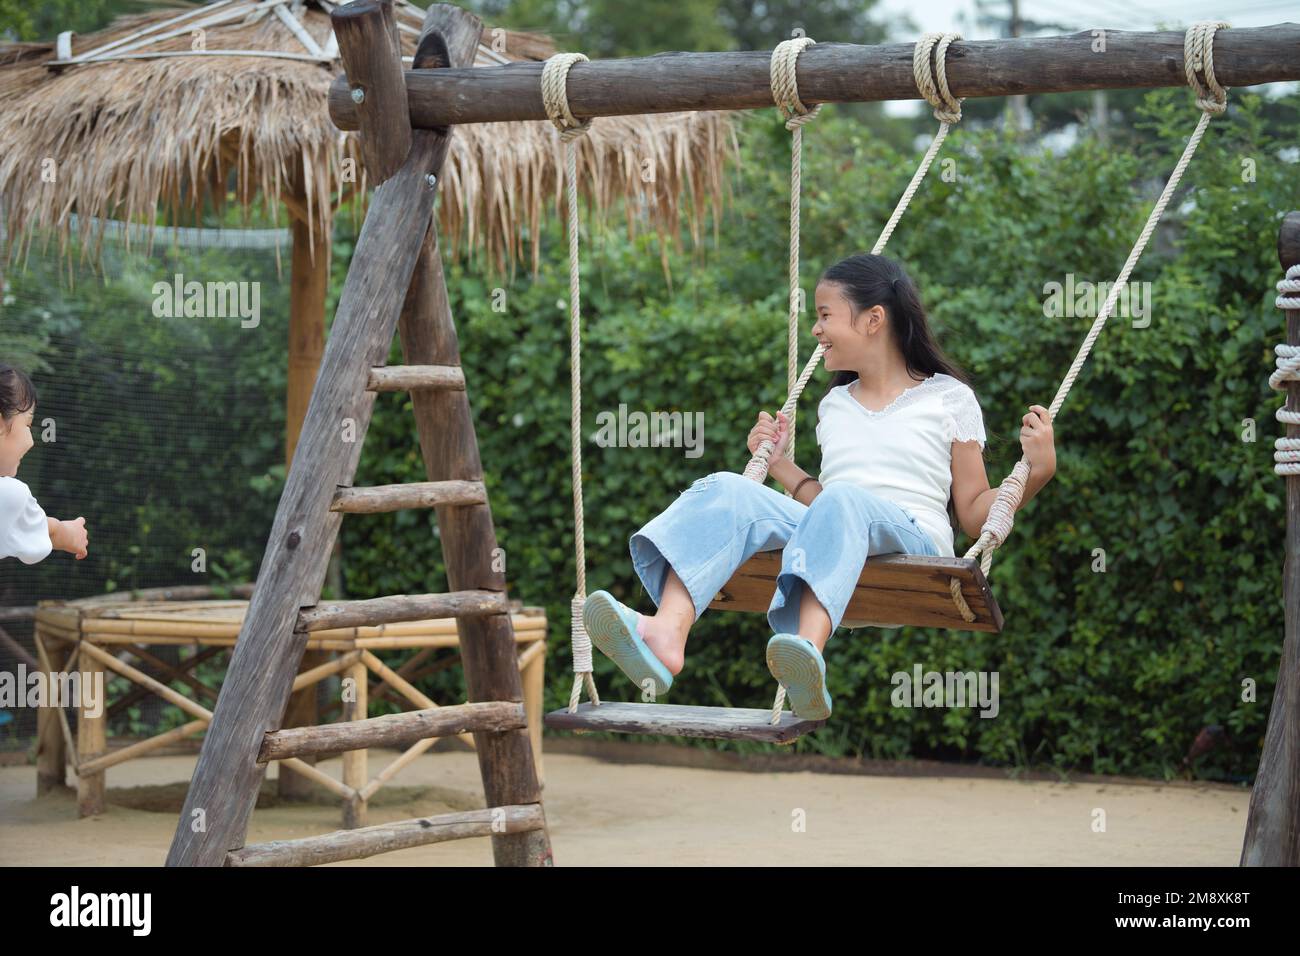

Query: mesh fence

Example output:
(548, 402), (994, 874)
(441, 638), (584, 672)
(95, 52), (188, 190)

(0, 222), (294, 753)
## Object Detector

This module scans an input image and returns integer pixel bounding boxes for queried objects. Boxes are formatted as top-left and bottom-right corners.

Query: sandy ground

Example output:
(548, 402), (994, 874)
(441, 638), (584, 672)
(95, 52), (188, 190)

(0, 745), (1250, 866)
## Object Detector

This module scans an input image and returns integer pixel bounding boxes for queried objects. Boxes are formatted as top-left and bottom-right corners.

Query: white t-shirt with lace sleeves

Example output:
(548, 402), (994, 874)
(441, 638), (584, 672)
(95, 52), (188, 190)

(0, 476), (53, 564)
(814, 372), (986, 558)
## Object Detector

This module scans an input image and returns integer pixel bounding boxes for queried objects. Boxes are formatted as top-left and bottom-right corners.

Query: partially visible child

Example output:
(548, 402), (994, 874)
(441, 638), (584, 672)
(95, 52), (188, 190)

(0, 363), (88, 563)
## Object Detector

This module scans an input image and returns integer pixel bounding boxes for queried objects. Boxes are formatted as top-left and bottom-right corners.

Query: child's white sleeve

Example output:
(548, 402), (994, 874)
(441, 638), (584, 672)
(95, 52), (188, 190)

(0, 477), (53, 564)
(942, 385), (987, 449)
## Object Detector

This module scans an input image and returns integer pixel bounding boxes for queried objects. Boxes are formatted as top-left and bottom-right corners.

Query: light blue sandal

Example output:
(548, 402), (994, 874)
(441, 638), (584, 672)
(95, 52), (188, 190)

(583, 590), (674, 699)
(765, 634), (832, 720)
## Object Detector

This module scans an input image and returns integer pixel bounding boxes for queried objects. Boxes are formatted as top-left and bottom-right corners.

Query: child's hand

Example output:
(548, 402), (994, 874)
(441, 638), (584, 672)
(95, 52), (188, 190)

(748, 410), (791, 457)
(1021, 405), (1056, 477)
(58, 517), (89, 560)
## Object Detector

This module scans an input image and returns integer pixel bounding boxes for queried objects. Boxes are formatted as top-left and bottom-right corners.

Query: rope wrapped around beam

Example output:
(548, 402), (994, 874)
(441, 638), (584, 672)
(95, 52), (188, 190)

(1269, 266), (1300, 474)
(543, 51), (602, 715)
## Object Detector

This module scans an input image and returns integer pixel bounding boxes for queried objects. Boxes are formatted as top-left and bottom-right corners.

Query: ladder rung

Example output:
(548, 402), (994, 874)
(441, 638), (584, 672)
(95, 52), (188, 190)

(330, 479), (487, 514)
(296, 589), (510, 632)
(366, 364), (465, 392)
(259, 700), (526, 761)
(226, 804), (547, 866)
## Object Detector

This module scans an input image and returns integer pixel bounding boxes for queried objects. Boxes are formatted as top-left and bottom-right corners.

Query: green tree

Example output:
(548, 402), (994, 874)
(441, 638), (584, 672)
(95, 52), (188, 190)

(0, 0), (163, 42)
(714, 0), (887, 51)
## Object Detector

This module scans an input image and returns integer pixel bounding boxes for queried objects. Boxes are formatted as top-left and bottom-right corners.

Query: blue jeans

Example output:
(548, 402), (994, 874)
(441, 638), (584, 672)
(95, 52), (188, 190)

(629, 471), (940, 635)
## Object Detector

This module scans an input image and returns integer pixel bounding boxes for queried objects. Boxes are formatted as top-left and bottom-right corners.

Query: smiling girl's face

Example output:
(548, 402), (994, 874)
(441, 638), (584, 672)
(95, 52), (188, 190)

(812, 280), (887, 371)
(0, 405), (36, 477)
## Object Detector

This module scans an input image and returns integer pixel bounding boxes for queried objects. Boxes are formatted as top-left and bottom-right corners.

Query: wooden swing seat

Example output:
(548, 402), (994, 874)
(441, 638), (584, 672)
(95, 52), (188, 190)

(711, 549), (1004, 632)
(543, 549), (1002, 743)
(544, 702), (824, 743)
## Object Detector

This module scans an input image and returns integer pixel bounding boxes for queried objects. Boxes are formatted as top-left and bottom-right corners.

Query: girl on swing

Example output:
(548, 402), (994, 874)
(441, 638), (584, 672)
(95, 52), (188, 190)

(583, 253), (1057, 721)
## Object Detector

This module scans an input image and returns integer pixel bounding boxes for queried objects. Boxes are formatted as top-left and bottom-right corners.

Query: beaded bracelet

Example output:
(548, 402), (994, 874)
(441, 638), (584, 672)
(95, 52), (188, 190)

(792, 476), (817, 500)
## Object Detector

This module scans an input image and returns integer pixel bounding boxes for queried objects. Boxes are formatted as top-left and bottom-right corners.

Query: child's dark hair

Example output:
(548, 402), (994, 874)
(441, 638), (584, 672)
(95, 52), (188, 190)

(0, 363), (37, 433)
(816, 253), (987, 536)
(817, 253), (972, 395)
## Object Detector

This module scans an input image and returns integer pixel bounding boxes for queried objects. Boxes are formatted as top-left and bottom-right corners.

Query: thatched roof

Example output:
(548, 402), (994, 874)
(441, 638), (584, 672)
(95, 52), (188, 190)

(0, 1), (738, 278)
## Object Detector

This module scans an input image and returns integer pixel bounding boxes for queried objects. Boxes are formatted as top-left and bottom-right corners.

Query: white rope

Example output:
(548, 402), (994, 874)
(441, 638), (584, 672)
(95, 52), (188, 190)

(547, 21), (1236, 732)
(768, 36), (822, 477)
(542, 52), (603, 713)
(744, 32), (963, 486)
(757, 34), (965, 721)
(952, 21), (1232, 601)
(1269, 265), (1300, 475)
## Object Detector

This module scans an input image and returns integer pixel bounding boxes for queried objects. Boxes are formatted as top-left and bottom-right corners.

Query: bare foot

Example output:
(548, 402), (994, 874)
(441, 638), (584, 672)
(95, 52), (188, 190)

(636, 613), (686, 676)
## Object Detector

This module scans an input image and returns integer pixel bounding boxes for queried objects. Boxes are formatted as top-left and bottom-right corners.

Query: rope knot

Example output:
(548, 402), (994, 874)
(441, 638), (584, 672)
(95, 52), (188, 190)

(913, 32), (963, 125)
(542, 52), (593, 141)
(783, 108), (821, 131)
(1271, 266), (1300, 477)
(1184, 21), (1230, 115)
(771, 36), (822, 129)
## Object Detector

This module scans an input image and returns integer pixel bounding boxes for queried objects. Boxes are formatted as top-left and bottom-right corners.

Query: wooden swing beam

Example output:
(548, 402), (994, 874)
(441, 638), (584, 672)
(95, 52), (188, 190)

(328, 24), (1300, 129)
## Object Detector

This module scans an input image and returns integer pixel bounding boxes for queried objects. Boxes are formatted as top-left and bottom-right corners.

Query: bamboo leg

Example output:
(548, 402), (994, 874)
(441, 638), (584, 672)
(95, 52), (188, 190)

(35, 628), (69, 795)
(342, 658), (368, 828)
(280, 649), (328, 799)
(126, 644), (219, 704)
(366, 645), (436, 704)
(77, 641), (106, 817)
(107, 644), (225, 720)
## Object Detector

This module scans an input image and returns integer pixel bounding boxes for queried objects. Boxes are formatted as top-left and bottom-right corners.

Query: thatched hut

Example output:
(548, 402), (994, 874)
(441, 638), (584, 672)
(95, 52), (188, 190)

(0, 0), (738, 463)
(0, 0), (737, 799)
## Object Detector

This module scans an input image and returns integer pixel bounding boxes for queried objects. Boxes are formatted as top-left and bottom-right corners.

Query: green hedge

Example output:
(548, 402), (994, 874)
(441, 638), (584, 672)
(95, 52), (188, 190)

(340, 89), (1300, 779)
(11, 86), (1292, 775)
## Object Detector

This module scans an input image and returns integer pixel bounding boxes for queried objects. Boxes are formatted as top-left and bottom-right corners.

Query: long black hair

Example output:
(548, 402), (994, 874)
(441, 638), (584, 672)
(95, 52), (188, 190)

(817, 253), (971, 396)
(815, 254), (983, 535)
(0, 363), (36, 433)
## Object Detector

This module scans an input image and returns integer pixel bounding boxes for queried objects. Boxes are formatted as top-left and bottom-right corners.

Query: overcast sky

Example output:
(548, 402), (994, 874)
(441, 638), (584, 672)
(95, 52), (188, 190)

(871, 0), (1297, 114)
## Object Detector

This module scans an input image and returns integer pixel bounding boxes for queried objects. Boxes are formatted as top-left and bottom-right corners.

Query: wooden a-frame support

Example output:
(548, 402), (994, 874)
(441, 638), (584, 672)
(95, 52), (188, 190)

(166, 1), (552, 867)
(1241, 212), (1300, 866)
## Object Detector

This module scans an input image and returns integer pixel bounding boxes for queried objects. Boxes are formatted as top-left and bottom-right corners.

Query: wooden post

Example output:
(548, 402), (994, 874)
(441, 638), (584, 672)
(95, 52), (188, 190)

(165, 1), (483, 868)
(520, 640), (545, 789)
(395, 199), (552, 866)
(1241, 211), (1300, 866)
(281, 143), (335, 801)
(332, 0), (412, 186)
(382, 3), (552, 867)
(341, 658), (368, 828)
(34, 628), (69, 795)
(77, 635), (106, 817)
(285, 164), (329, 468)
(328, 24), (1300, 129)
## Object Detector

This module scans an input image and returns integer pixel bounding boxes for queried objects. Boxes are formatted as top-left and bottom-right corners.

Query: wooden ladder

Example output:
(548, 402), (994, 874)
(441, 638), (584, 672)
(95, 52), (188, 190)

(166, 2), (552, 867)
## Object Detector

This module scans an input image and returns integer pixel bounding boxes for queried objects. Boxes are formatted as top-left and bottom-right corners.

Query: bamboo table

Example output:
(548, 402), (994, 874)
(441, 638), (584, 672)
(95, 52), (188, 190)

(33, 591), (548, 827)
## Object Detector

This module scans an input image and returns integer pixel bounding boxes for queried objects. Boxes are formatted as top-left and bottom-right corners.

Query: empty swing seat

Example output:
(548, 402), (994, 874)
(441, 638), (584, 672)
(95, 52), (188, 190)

(545, 702), (825, 743)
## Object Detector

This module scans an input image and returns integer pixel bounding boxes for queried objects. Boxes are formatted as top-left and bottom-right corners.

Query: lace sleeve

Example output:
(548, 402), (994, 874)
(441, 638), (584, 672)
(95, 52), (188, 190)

(941, 384), (986, 449)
